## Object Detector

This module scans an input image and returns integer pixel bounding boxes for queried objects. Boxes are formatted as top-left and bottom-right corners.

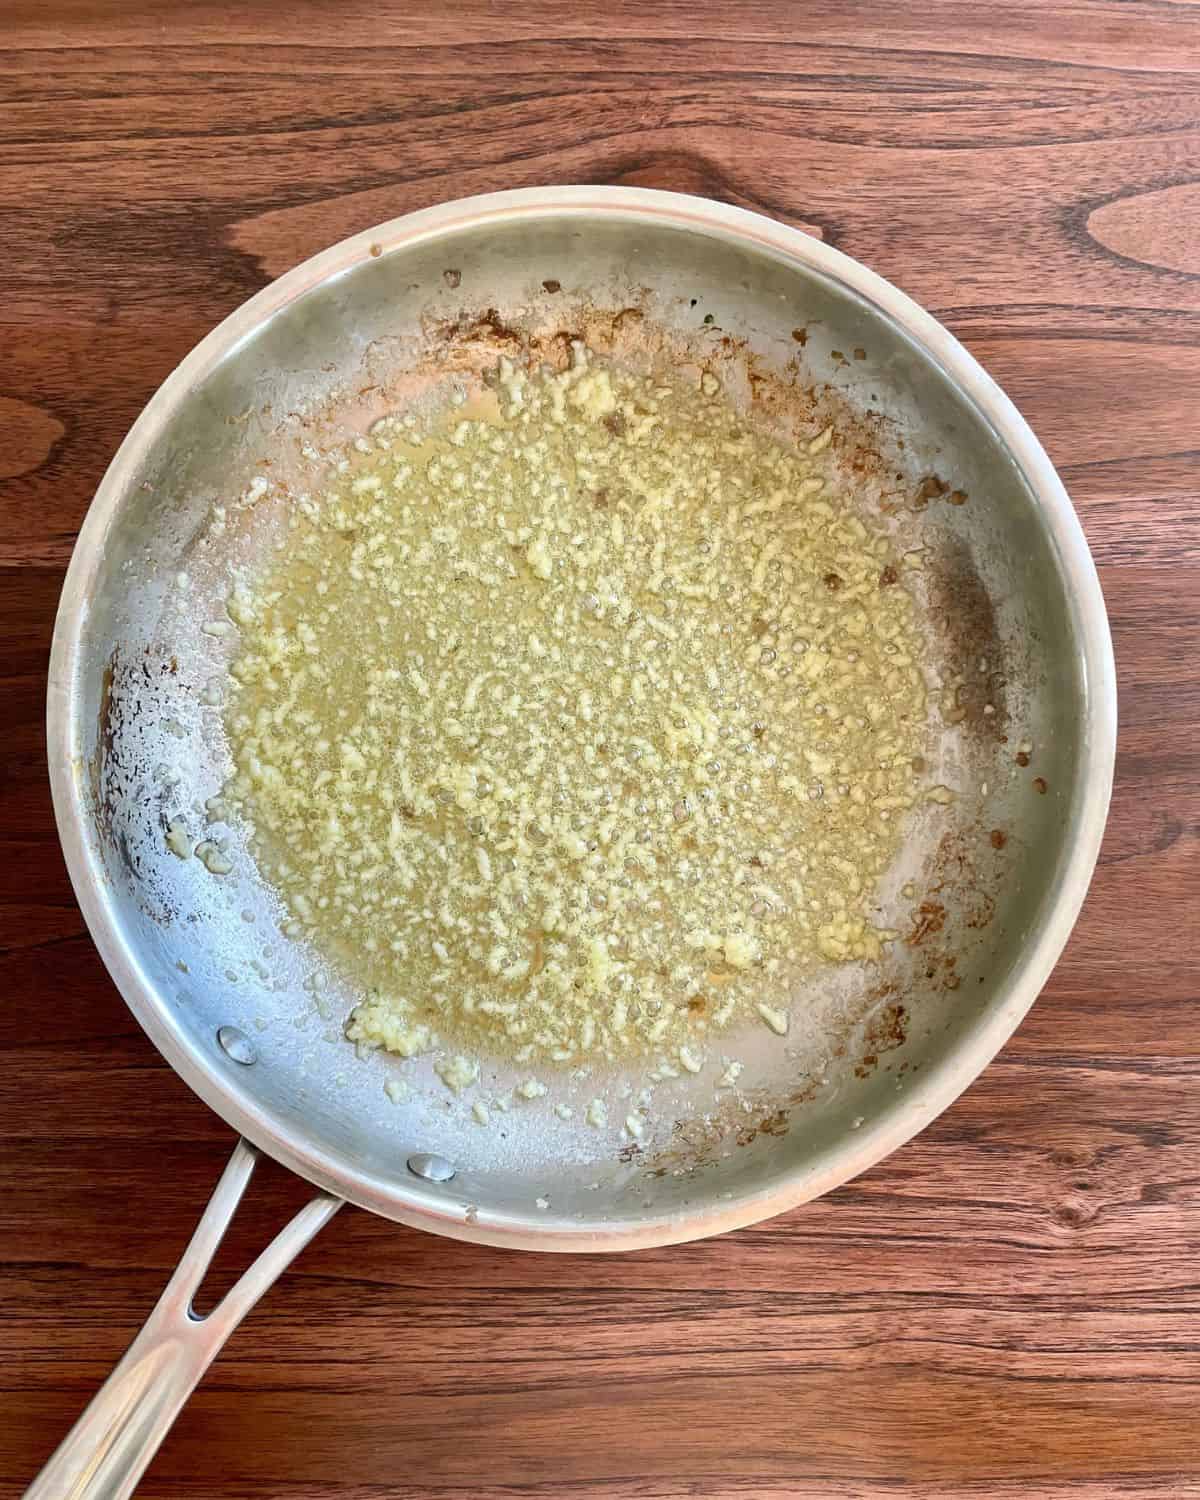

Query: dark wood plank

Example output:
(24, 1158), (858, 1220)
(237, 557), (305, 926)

(2, 5), (1198, 1498)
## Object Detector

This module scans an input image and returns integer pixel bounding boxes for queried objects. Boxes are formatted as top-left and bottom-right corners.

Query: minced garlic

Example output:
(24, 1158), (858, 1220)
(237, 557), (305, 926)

(223, 347), (930, 1071)
(165, 819), (192, 859)
(434, 1054), (479, 1093)
(194, 839), (233, 876)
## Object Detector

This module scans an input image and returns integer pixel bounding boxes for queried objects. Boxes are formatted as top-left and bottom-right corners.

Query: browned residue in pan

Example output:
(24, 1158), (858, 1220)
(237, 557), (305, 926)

(854, 999), (909, 1079)
(736, 1107), (790, 1147)
(929, 829), (999, 934)
(907, 901), (947, 948)
(924, 533), (1010, 742)
(90, 651), (120, 852)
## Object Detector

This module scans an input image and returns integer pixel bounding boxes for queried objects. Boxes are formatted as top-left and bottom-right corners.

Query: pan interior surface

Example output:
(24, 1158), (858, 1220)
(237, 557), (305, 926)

(51, 191), (1112, 1248)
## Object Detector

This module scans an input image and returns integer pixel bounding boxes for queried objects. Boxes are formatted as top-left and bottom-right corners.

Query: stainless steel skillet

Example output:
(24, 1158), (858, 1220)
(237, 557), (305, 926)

(33, 187), (1116, 1498)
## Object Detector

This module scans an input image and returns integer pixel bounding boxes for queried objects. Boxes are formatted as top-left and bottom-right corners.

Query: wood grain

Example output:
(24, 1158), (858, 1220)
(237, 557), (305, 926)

(2, 5), (1198, 1497)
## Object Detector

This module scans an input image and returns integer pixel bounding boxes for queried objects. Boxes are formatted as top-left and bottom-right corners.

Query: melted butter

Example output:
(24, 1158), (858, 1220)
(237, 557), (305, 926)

(222, 348), (930, 1074)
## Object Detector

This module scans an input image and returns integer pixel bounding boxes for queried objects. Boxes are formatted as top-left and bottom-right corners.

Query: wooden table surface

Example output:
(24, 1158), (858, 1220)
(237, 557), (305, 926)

(3, 4), (1199, 1497)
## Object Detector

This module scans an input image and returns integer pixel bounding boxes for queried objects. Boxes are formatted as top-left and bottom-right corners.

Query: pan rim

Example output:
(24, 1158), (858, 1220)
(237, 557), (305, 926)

(46, 185), (1117, 1250)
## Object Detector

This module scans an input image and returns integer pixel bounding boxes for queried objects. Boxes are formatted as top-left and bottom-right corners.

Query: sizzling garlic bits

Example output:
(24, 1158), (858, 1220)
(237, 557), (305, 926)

(222, 346), (930, 1071)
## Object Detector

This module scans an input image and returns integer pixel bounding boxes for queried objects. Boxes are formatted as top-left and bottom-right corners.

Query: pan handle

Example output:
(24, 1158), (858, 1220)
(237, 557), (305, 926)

(24, 1138), (343, 1500)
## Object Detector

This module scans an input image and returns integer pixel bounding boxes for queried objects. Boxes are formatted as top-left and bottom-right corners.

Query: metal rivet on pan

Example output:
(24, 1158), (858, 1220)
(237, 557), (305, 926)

(407, 1152), (455, 1183)
(216, 1025), (257, 1065)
